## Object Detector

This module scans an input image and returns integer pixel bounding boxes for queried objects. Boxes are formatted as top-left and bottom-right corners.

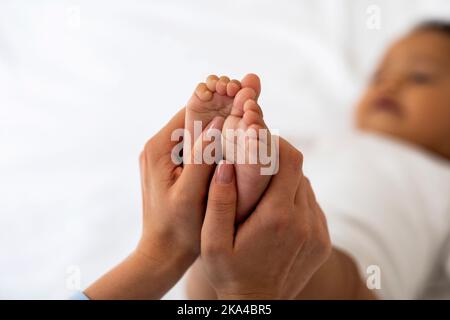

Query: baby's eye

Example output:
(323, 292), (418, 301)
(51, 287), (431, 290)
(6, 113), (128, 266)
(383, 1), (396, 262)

(410, 72), (433, 84)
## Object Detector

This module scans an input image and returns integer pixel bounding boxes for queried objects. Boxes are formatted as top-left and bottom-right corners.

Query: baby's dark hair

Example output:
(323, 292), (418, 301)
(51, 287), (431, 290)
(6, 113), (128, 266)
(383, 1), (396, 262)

(414, 20), (450, 37)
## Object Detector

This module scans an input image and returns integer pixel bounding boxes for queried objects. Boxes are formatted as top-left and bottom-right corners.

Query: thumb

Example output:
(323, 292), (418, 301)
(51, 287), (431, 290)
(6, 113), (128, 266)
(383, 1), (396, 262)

(201, 161), (237, 255)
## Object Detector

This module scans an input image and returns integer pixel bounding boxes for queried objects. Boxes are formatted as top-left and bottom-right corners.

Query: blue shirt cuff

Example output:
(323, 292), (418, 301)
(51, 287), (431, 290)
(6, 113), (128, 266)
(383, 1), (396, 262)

(70, 291), (90, 300)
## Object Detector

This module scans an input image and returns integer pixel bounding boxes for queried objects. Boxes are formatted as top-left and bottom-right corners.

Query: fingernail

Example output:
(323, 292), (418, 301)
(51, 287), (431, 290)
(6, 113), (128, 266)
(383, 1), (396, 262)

(216, 161), (234, 184)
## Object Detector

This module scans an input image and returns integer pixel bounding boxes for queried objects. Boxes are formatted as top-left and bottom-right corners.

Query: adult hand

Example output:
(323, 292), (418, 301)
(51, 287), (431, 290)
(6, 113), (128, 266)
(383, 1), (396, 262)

(85, 108), (224, 299)
(137, 108), (224, 261)
(200, 137), (332, 299)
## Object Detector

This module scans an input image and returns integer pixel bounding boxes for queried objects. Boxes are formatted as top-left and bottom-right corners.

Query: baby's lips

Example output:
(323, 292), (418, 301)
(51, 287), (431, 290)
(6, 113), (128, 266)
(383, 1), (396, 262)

(372, 96), (403, 115)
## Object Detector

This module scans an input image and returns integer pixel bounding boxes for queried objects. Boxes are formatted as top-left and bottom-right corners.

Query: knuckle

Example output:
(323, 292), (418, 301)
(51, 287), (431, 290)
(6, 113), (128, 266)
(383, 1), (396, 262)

(306, 216), (332, 261)
(296, 222), (312, 243)
(208, 197), (234, 215)
(269, 209), (292, 232)
(277, 206), (291, 220)
(144, 137), (157, 158)
(304, 176), (311, 187)
(316, 223), (332, 257)
(139, 151), (145, 165)
(321, 236), (333, 258)
(292, 149), (304, 169)
(313, 232), (332, 262)
(271, 197), (292, 213)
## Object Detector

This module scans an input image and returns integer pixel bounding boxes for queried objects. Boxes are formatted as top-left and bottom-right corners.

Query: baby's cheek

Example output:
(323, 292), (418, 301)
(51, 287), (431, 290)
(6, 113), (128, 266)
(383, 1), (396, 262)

(432, 101), (450, 138)
(405, 94), (447, 141)
(404, 88), (434, 116)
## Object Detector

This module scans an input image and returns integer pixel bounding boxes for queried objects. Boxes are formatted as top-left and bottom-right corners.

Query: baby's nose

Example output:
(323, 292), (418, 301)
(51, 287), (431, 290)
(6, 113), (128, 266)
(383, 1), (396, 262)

(379, 76), (404, 94)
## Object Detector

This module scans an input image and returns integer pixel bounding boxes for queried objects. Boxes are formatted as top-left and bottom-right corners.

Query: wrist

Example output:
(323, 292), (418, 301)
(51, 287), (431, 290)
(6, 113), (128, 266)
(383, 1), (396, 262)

(84, 243), (194, 300)
(136, 233), (197, 278)
(84, 234), (198, 300)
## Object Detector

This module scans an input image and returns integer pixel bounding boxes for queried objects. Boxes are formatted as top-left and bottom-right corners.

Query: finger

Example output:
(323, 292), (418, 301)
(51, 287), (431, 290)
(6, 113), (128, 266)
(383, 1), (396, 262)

(141, 108), (186, 182)
(256, 137), (303, 211)
(176, 116), (225, 198)
(201, 161), (237, 255)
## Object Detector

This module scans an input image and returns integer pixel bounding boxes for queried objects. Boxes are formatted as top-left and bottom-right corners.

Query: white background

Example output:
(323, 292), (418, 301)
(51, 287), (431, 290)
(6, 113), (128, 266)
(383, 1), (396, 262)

(0, 0), (449, 299)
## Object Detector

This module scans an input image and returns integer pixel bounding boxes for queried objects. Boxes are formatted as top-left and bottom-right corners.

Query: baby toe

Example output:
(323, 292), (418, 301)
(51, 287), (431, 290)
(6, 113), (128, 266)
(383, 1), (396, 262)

(243, 98), (264, 117)
(216, 76), (230, 95)
(232, 87), (257, 117)
(243, 100), (265, 127)
(226, 80), (241, 97)
(241, 73), (261, 100)
(206, 75), (219, 92)
(195, 82), (213, 101)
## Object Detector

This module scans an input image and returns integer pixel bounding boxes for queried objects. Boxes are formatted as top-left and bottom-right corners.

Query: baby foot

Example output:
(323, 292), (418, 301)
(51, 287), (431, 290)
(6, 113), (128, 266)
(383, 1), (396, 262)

(184, 75), (241, 163)
(222, 74), (276, 223)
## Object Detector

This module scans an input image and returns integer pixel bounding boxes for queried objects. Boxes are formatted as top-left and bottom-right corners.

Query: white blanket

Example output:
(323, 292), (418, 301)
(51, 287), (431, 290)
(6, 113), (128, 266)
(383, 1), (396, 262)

(302, 132), (450, 299)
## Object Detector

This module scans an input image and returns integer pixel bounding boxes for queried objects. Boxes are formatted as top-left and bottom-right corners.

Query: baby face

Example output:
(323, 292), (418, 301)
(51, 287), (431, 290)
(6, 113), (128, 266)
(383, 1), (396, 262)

(355, 30), (450, 159)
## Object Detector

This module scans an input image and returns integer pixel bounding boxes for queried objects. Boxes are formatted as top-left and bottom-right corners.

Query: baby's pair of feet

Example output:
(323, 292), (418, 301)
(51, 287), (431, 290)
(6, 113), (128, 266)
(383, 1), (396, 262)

(184, 74), (274, 223)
